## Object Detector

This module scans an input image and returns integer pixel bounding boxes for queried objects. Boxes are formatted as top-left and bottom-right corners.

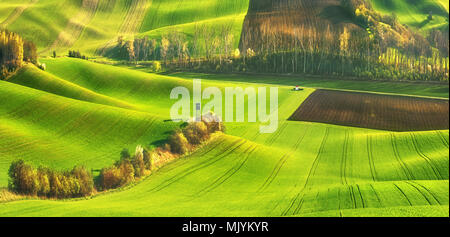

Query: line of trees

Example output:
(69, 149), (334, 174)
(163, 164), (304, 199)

(1, 30), (38, 79)
(8, 160), (94, 198)
(168, 113), (226, 155)
(99, 116), (226, 190)
(99, 145), (151, 190)
(105, 23), (236, 66)
(102, 0), (448, 81)
(68, 50), (89, 60)
(234, 0), (449, 81)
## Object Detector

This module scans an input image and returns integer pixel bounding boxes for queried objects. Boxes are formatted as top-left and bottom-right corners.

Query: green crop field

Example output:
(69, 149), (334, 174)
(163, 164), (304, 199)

(0, 58), (448, 217)
(369, 0), (449, 32)
(1, 0), (249, 56)
(0, 0), (448, 218)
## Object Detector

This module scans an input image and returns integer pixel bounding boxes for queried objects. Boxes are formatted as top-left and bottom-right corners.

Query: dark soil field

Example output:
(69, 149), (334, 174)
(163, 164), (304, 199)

(289, 89), (449, 131)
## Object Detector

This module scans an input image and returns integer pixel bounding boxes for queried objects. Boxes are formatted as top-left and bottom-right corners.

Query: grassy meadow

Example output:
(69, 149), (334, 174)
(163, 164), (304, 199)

(0, 58), (448, 216)
(0, 0), (448, 217)
(369, 0), (449, 32)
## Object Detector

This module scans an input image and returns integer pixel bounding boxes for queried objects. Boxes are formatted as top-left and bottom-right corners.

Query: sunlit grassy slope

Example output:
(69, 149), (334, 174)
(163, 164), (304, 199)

(0, 58), (448, 216)
(369, 0), (449, 32)
(137, 0), (249, 45)
(1, 0), (250, 55)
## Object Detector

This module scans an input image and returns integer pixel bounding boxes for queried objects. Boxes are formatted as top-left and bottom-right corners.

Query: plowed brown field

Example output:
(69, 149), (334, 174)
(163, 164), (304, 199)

(289, 89), (449, 131)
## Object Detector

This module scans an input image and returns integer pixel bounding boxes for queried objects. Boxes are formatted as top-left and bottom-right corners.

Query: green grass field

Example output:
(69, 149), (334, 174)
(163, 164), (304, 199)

(2, 0), (250, 56)
(0, 58), (448, 216)
(0, 0), (448, 217)
(369, 0), (449, 32)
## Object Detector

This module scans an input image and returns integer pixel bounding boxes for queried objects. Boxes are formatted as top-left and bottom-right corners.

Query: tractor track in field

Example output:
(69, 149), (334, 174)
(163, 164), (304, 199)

(409, 133), (443, 179)
(41, 0), (100, 54)
(366, 134), (377, 182)
(356, 184), (366, 208)
(281, 128), (330, 216)
(195, 144), (259, 197)
(349, 185), (357, 209)
(147, 138), (240, 189)
(149, 139), (247, 193)
(0, 0), (39, 28)
(409, 181), (442, 205)
(369, 184), (383, 207)
(302, 128), (330, 190)
(436, 131), (449, 148)
(265, 122), (288, 146)
(155, 137), (227, 174)
(393, 183), (413, 206)
(259, 127), (310, 193)
(258, 153), (290, 192)
(149, 138), (243, 185)
(405, 181), (433, 205)
(340, 131), (349, 185)
(96, 0), (150, 55)
(263, 126), (313, 192)
(390, 133), (414, 180)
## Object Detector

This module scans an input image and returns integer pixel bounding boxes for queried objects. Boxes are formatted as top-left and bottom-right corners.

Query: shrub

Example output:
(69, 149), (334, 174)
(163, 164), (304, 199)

(143, 148), (152, 170)
(99, 166), (122, 190)
(120, 148), (131, 160)
(70, 166), (94, 196)
(168, 131), (190, 154)
(183, 121), (209, 145)
(8, 160), (38, 195)
(202, 112), (226, 133)
(8, 160), (94, 198)
(132, 145), (146, 177)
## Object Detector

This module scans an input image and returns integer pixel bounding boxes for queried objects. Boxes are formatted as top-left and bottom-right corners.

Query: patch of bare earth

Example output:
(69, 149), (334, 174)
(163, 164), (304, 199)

(289, 89), (449, 131)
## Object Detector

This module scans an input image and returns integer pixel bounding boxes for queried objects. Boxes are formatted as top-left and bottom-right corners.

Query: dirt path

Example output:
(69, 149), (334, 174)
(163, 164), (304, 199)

(0, 0), (39, 28)
(96, 0), (151, 55)
(40, 0), (99, 54)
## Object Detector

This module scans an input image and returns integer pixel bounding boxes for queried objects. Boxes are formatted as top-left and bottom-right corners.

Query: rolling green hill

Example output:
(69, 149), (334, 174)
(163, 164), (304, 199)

(0, 58), (448, 216)
(3, 0), (448, 56)
(0, 0), (449, 217)
(369, 0), (449, 32)
(1, 0), (250, 55)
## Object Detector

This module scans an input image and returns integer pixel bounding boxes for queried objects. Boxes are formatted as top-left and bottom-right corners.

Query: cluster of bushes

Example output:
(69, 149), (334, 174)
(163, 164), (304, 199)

(68, 50), (88, 60)
(98, 146), (151, 190)
(8, 114), (226, 197)
(167, 113), (225, 155)
(8, 160), (94, 198)
(1, 30), (38, 79)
